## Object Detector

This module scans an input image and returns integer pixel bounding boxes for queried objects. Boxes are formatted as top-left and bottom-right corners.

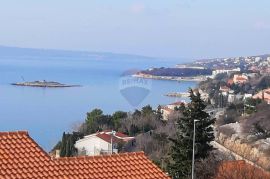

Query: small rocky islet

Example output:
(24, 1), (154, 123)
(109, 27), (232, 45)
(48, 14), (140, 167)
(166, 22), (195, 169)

(11, 80), (80, 88)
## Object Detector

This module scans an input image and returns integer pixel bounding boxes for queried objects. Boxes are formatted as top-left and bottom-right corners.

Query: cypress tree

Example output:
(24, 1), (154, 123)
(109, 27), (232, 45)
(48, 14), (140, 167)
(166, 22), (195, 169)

(60, 132), (66, 157)
(168, 89), (215, 178)
(156, 105), (163, 120)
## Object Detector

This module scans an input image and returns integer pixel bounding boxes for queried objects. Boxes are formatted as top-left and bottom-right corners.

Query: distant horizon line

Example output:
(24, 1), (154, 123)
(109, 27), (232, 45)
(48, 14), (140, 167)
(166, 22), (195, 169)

(0, 44), (189, 61)
(0, 44), (269, 62)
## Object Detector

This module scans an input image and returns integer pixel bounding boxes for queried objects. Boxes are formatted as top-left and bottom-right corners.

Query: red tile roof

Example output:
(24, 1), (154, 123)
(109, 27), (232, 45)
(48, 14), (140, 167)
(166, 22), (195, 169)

(96, 133), (123, 143)
(169, 101), (185, 106)
(227, 79), (234, 85)
(0, 131), (170, 179)
(99, 130), (129, 138)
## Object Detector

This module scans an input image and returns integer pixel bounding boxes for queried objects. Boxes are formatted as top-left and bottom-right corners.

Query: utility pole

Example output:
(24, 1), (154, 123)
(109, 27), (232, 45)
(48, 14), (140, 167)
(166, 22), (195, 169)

(110, 130), (116, 154)
(192, 120), (199, 179)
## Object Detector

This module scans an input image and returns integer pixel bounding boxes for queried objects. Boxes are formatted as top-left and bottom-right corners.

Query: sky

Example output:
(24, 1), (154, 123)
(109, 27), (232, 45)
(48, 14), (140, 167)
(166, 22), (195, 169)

(0, 0), (270, 59)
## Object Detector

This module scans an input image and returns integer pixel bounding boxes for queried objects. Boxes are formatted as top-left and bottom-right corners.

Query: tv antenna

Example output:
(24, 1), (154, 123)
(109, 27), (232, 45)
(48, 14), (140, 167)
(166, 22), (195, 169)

(21, 76), (25, 82)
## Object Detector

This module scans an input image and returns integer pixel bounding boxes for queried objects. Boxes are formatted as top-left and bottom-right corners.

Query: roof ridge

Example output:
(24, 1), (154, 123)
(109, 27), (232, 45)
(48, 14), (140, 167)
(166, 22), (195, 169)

(55, 151), (145, 161)
(0, 130), (29, 136)
(19, 131), (52, 160)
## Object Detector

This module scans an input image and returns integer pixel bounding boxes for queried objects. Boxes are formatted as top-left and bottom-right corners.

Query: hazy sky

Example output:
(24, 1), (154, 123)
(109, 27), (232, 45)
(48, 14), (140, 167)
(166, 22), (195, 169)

(0, 0), (270, 59)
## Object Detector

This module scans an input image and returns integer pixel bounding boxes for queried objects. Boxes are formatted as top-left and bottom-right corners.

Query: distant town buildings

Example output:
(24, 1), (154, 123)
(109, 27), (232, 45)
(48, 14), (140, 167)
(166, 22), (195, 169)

(175, 64), (205, 69)
(233, 74), (248, 84)
(212, 67), (241, 77)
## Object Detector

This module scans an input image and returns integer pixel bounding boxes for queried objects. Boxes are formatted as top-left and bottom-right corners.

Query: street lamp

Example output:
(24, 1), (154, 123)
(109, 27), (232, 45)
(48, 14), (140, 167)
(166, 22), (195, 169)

(192, 120), (199, 179)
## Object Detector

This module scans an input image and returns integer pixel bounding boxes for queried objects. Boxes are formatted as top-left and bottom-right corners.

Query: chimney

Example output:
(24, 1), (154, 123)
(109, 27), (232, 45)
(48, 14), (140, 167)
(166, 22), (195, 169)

(55, 150), (60, 158)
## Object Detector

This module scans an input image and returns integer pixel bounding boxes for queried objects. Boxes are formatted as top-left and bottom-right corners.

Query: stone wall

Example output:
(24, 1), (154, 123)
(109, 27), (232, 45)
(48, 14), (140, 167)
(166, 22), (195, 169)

(217, 133), (270, 170)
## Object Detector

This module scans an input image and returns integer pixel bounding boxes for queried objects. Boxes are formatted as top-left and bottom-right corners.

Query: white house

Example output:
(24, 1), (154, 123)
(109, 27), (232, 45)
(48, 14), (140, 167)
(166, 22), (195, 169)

(160, 106), (174, 121)
(228, 90), (236, 103)
(160, 101), (186, 120)
(267, 57), (270, 63)
(75, 130), (134, 156)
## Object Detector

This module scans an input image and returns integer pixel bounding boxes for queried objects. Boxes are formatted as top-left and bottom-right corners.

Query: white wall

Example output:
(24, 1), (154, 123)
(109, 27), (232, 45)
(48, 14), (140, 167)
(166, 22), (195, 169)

(75, 136), (112, 156)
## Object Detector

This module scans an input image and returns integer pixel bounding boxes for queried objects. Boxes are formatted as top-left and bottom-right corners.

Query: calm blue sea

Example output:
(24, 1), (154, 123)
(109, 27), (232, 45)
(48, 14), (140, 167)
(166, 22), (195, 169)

(0, 52), (196, 150)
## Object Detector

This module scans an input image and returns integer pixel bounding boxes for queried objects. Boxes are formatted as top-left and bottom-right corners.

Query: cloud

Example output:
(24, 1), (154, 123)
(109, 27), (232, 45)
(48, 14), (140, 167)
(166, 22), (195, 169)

(254, 20), (270, 30)
(130, 3), (145, 14)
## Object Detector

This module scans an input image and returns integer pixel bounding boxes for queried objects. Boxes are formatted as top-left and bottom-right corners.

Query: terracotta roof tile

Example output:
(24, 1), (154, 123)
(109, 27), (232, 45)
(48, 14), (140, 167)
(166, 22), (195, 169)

(0, 131), (170, 179)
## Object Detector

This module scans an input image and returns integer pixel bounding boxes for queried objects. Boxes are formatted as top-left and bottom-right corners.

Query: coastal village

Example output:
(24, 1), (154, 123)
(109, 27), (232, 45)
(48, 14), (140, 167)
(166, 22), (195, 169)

(1, 0), (270, 178)
(2, 54), (270, 178)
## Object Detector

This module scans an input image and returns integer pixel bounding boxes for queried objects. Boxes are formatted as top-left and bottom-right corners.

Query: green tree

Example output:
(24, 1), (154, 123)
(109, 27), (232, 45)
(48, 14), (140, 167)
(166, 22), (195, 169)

(168, 89), (215, 178)
(112, 111), (127, 129)
(85, 109), (103, 133)
(132, 109), (141, 119)
(129, 124), (140, 135)
(174, 103), (186, 112)
(59, 132), (83, 157)
(86, 109), (103, 124)
(141, 105), (153, 116)
(60, 132), (67, 157)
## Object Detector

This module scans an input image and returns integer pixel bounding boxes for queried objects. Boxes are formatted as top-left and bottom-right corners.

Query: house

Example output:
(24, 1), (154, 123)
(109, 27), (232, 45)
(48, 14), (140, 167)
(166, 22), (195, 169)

(215, 160), (270, 179)
(219, 86), (230, 96)
(248, 65), (260, 72)
(220, 86), (230, 93)
(228, 92), (236, 103)
(244, 93), (252, 100)
(0, 131), (170, 179)
(160, 101), (186, 120)
(227, 79), (234, 85)
(160, 106), (174, 121)
(245, 72), (259, 79)
(253, 88), (270, 104)
(75, 130), (134, 156)
(233, 74), (248, 84)
(167, 101), (186, 110)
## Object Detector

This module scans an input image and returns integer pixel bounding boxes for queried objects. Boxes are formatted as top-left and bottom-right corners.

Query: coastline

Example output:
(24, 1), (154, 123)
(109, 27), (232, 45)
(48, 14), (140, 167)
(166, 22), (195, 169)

(132, 73), (207, 82)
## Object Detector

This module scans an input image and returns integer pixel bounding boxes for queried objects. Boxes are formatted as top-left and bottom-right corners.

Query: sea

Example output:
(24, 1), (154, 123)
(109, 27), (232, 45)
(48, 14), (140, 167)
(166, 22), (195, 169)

(0, 48), (197, 151)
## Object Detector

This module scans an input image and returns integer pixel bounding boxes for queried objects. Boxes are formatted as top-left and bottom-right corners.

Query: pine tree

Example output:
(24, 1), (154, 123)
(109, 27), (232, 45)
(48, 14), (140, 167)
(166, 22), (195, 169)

(168, 89), (215, 178)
